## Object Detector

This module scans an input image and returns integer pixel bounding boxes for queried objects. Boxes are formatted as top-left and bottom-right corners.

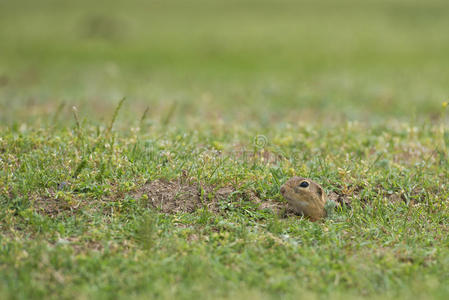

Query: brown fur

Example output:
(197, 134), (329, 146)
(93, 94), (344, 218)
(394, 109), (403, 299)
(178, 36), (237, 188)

(280, 177), (327, 221)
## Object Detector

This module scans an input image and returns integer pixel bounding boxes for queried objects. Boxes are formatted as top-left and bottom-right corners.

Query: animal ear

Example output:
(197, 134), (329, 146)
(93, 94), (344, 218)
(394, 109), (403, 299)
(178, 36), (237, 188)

(317, 187), (323, 197)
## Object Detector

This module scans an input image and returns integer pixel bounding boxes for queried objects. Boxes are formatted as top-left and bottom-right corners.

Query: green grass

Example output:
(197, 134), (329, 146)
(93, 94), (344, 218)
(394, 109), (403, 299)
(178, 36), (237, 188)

(1, 0), (449, 299)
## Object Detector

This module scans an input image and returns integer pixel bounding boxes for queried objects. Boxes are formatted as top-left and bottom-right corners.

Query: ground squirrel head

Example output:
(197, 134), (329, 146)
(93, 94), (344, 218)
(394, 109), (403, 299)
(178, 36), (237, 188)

(280, 177), (327, 221)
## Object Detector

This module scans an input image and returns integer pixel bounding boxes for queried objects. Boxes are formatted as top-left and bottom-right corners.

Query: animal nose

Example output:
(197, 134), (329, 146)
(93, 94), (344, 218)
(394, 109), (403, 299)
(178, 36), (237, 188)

(280, 186), (285, 194)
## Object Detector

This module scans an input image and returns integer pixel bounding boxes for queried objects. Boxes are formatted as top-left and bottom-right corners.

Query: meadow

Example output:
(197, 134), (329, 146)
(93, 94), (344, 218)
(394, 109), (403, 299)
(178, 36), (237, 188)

(1, 0), (449, 299)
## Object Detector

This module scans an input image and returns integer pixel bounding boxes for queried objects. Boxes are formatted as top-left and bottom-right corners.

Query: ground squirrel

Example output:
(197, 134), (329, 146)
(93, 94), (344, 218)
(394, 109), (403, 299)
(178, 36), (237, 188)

(280, 177), (327, 221)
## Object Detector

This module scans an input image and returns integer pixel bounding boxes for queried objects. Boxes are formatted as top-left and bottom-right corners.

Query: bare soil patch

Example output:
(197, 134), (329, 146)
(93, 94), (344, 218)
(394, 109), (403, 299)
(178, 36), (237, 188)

(29, 180), (282, 217)
(32, 189), (83, 217)
(328, 191), (352, 207)
(134, 179), (282, 214)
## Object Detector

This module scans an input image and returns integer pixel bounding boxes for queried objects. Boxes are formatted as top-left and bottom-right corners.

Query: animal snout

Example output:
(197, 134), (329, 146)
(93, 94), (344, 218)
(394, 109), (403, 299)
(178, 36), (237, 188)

(280, 186), (286, 195)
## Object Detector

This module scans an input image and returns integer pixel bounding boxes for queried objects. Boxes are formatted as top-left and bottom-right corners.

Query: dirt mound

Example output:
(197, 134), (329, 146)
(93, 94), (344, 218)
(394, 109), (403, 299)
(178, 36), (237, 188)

(134, 179), (281, 214)
(328, 191), (352, 207)
(31, 189), (83, 216)
(30, 179), (282, 217)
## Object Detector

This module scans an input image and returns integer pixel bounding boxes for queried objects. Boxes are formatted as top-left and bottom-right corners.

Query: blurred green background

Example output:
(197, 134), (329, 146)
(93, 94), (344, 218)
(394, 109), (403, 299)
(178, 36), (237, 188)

(0, 0), (448, 124)
(1, 2), (449, 299)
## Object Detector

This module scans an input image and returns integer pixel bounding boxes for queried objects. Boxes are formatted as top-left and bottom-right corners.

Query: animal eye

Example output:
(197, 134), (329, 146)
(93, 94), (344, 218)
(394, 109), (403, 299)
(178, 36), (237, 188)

(299, 181), (309, 188)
